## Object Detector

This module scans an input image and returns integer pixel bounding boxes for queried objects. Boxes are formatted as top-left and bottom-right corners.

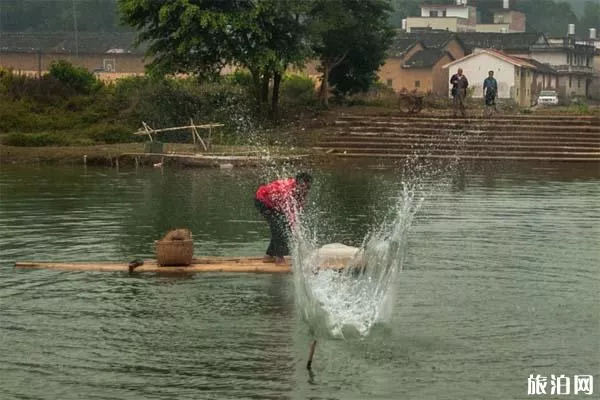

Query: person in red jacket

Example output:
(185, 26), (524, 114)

(254, 172), (312, 265)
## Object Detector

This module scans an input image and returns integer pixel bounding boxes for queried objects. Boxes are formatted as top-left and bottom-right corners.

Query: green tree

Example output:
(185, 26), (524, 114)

(309, 0), (393, 105)
(515, 0), (579, 37)
(388, 0), (420, 28)
(118, 0), (309, 116)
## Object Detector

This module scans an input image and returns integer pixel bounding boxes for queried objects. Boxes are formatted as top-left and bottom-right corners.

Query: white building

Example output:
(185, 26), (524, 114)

(530, 35), (595, 98)
(405, 0), (525, 33)
(443, 49), (537, 106)
(406, 1), (476, 33)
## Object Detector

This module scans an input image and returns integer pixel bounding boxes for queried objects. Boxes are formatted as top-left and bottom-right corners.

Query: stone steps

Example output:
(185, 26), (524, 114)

(318, 147), (599, 157)
(333, 129), (600, 138)
(323, 153), (600, 162)
(316, 114), (600, 161)
(319, 136), (600, 146)
(336, 114), (599, 123)
(315, 142), (598, 152)
(336, 122), (600, 133)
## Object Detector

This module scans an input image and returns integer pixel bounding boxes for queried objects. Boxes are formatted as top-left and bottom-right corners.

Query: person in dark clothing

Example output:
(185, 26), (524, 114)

(450, 68), (469, 117)
(254, 172), (312, 265)
(483, 70), (498, 117)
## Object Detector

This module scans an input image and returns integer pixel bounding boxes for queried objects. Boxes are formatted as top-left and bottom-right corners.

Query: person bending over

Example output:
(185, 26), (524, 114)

(254, 172), (312, 265)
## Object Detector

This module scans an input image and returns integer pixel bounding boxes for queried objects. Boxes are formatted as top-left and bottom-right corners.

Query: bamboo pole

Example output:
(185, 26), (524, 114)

(141, 121), (154, 142)
(190, 118), (196, 145)
(15, 259), (347, 274)
(133, 123), (224, 136)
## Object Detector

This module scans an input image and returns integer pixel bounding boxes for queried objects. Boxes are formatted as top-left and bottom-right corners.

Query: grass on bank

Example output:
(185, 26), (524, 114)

(2, 61), (597, 154)
(0, 63), (321, 149)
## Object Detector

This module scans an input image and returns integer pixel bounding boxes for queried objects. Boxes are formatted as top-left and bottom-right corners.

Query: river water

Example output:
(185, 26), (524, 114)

(0, 161), (598, 399)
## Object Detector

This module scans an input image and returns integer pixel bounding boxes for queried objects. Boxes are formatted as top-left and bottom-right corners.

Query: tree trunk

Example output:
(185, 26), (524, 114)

(260, 72), (271, 115)
(249, 68), (262, 110)
(318, 64), (330, 107)
(271, 71), (282, 119)
(260, 71), (271, 104)
(318, 52), (349, 107)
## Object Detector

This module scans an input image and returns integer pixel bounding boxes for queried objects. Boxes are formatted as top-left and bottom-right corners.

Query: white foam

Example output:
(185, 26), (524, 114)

(291, 183), (423, 339)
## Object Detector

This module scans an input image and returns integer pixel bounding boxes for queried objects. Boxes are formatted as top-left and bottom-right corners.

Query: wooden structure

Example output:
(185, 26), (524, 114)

(133, 120), (224, 151)
(15, 257), (348, 274)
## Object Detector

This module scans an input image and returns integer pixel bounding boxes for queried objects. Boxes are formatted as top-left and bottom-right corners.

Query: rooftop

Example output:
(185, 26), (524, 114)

(388, 37), (421, 58)
(0, 32), (142, 54)
(443, 48), (537, 69)
(515, 58), (557, 74)
(419, 3), (471, 8)
(456, 32), (548, 51)
(392, 31), (459, 51)
(403, 48), (454, 68)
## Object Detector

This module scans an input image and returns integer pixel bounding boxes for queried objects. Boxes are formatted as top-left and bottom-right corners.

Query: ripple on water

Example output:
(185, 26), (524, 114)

(0, 165), (598, 399)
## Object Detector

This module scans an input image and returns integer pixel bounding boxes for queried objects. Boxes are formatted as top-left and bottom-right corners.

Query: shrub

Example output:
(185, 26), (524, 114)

(113, 76), (254, 138)
(86, 124), (136, 144)
(280, 74), (316, 106)
(2, 132), (71, 147)
(224, 70), (254, 87)
(0, 69), (73, 101)
(48, 60), (101, 95)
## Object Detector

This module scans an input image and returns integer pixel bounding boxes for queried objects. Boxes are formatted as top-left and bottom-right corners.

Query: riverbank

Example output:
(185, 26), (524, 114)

(2, 106), (599, 166)
(0, 142), (314, 166)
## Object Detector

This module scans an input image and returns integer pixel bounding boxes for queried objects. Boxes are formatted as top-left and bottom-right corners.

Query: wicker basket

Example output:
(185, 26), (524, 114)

(155, 239), (194, 266)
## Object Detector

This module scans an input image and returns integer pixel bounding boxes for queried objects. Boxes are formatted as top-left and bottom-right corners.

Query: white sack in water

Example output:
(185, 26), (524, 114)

(313, 243), (364, 268)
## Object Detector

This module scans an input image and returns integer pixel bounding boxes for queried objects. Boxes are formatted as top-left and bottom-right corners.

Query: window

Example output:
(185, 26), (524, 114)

(415, 80), (421, 88)
(387, 79), (393, 87)
(429, 10), (439, 17)
(569, 76), (572, 88)
(442, 10), (447, 17)
(578, 78), (581, 88)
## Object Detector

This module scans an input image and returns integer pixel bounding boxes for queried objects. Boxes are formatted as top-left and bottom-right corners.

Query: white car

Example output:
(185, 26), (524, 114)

(537, 90), (559, 106)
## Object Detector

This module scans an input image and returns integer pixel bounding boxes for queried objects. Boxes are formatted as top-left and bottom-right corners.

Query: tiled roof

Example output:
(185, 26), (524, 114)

(443, 49), (537, 69)
(403, 48), (453, 68)
(388, 37), (421, 58)
(456, 32), (547, 52)
(516, 58), (557, 74)
(0, 32), (143, 54)
(419, 3), (470, 8)
(394, 31), (458, 49)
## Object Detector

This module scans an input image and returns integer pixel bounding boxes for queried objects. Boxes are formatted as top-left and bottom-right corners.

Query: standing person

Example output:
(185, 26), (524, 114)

(254, 172), (312, 265)
(483, 70), (498, 117)
(450, 68), (469, 118)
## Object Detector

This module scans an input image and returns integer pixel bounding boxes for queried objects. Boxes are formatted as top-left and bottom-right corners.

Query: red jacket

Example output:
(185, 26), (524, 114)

(255, 178), (306, 220)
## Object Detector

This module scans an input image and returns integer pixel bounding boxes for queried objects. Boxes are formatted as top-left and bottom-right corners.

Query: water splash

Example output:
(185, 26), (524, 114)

(291, 182), (423, 339)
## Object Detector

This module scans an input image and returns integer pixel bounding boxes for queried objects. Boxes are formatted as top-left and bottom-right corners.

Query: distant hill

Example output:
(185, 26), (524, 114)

(568, 0), (597, 17)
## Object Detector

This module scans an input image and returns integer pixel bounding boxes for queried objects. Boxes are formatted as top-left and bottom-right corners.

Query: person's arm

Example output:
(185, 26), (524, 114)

(463, 76), (469, 89)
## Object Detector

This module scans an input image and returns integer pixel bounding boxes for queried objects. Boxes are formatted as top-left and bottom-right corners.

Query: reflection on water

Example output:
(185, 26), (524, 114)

(0, 161), (598, 399)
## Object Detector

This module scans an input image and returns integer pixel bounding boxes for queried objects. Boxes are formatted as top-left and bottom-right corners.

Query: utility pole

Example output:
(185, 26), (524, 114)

(72, 0), (79, 57)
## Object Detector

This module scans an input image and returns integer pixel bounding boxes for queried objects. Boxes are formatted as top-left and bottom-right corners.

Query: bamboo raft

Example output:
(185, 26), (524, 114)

(14, 257), (347, 274)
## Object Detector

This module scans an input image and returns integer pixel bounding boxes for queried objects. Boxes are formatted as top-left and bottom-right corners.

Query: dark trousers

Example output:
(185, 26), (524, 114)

(255, 199), (290, 257)
(452, 89), (466, 117)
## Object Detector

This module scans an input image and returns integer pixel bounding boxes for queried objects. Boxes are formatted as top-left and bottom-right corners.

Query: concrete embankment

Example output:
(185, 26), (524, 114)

(314, 114), (600, 162)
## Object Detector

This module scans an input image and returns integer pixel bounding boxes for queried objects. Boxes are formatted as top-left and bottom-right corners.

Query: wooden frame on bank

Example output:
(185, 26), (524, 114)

(133, 119), (225, 151)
